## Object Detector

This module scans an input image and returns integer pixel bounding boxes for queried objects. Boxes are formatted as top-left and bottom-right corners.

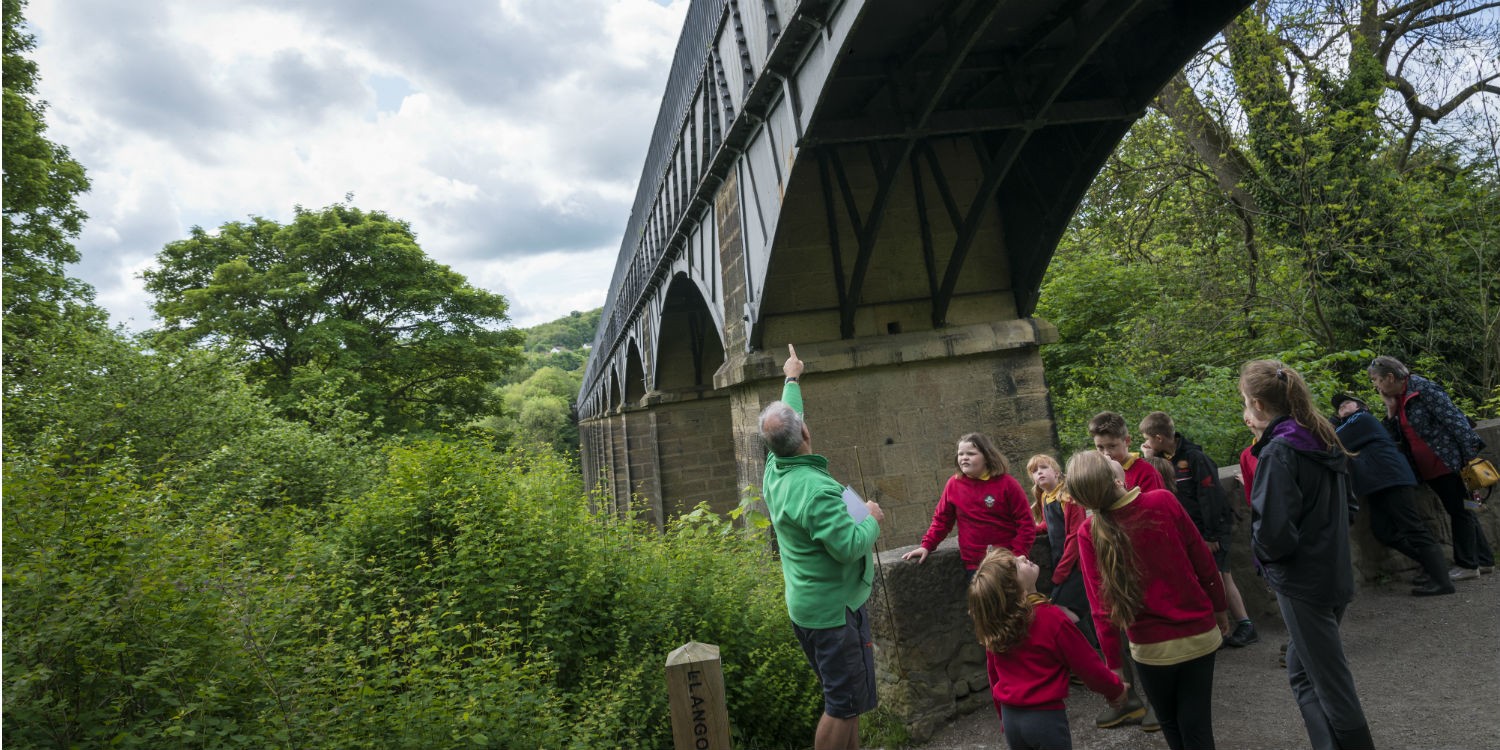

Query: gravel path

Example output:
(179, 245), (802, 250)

(909, 571), (1500, 750)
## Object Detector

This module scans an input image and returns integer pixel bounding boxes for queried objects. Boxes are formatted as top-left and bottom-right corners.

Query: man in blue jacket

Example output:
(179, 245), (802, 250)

(1332, 393), (1454, 596)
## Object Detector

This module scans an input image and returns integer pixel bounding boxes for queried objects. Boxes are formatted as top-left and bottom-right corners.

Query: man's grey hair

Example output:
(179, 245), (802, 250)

(759, 401), (805, 457)
(1368, 355), (1410, 380)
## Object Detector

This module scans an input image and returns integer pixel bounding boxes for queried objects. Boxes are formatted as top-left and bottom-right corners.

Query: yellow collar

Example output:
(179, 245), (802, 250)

(1107, 487), (1142, 511)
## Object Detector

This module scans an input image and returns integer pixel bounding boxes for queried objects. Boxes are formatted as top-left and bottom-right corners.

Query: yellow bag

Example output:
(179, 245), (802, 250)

(1460, 457), (1500, 491)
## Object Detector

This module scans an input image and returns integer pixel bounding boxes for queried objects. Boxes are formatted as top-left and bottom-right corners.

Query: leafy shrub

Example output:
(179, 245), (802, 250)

(310, 444), (819, 748)
(2, 459), (264, 748)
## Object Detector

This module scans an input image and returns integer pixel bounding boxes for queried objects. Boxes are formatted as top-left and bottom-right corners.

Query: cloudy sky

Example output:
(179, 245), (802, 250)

(27, 0), (687, 330)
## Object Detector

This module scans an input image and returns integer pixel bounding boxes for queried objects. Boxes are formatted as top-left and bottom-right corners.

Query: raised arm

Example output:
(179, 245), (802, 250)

(781, 343), (806, 414)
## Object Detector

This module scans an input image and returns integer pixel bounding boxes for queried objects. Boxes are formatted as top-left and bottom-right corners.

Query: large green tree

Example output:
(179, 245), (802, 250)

(2, 0), (97, 376)
(1037, 1), (1499, 457)
(1148, 0), (1499, 396)
(143, 203), (523, 434)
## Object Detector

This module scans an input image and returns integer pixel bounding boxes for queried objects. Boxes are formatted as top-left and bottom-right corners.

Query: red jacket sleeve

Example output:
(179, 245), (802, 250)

(920, 477), (959, 551)
(1238, 445), (1256, 508)
(1052, 606), (1124, 699)
(1177, 501), (1228, 612)
(986, 652), (1005, 722)
(1051, 500), (1085, 585)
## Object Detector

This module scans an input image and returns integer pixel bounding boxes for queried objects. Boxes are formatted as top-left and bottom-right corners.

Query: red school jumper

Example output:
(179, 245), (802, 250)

(1078, 488), (1226, 670)
(986, 597), (1124, 720)
(918, 473), (1037, 570)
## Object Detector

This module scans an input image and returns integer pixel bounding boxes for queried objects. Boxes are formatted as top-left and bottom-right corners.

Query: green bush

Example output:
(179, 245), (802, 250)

(2, 459), (264, 748)
(306, 443), (819, 748)
(4, 319), (818, 747)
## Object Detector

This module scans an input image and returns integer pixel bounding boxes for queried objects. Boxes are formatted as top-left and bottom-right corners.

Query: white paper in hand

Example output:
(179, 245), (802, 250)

(843, 485), (869, 522)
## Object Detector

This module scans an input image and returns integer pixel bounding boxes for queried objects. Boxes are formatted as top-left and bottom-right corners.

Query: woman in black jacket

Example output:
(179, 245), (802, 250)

(1332, 393), (1453, 595)
(1243, 360), (1373, 750)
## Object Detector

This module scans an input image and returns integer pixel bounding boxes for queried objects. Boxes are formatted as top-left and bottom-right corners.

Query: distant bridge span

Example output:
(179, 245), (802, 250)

(578, 0), (1250, 531)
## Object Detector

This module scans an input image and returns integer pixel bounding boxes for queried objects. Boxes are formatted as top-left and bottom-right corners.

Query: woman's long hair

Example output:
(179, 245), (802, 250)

(1024, 453), (1063, 525)
(958, 432), (1010, 477)
(1065, 451), (1143, 630)
(1239, 360), (1347, 454)
(968, 548), (1034, 653)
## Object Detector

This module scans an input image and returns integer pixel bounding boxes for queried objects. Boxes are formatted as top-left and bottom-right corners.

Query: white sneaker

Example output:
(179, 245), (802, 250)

(1449, 567), (1481, 581)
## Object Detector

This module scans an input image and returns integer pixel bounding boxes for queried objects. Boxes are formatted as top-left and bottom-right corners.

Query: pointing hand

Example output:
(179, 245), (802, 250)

(784, 344), (805, 380)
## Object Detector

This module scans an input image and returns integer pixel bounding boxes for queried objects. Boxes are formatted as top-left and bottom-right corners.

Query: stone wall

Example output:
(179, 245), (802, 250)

(650, 393), (739, 519)
(718, 321), (1061, 552)
(869, 418), (1500, 742)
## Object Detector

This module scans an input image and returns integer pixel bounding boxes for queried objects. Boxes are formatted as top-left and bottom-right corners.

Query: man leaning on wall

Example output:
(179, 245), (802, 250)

(759, 344), (886, 750)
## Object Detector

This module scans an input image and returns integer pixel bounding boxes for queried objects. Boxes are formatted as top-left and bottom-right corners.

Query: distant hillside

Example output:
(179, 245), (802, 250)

(500, 308), (600, 387)
(521, 308), (600, 354)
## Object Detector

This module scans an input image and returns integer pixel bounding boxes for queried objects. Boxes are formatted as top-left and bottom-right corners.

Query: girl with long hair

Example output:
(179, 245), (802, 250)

(1068, 450), (1229, 750)
(1242, 359), (1374, 749)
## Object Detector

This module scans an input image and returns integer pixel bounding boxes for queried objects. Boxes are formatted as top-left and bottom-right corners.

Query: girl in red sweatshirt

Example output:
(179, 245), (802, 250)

(1068, 450), (1229, 750)
(969, 547), (1128, 750)
(903, 433), (1035, 578)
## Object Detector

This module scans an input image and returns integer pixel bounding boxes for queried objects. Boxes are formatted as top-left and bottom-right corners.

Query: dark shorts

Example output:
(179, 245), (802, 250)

(1212, 543), (1230, 572)
(793, 605), (878, 719)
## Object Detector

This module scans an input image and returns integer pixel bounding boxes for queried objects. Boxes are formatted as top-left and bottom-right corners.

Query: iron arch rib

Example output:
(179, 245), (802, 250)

(582, 0), (1252, 406)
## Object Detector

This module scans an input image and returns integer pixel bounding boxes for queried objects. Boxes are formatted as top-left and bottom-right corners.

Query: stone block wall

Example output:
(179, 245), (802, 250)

(719, 322), (1060, 551)
(653, 394), (740, 519)
(867, 540), (986, 744)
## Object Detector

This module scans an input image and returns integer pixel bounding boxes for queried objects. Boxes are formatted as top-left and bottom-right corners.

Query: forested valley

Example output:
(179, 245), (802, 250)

(4, 0), (1497, 748)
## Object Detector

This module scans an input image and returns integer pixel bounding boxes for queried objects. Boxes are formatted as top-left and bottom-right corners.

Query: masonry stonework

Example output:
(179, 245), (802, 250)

(719, 320), (1061, 549)
(650, 394), (739, 519)
(714, 170), (748, 355)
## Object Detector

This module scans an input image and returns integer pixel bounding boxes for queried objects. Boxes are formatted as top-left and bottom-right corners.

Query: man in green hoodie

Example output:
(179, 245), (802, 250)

(760, 344), (885, 750)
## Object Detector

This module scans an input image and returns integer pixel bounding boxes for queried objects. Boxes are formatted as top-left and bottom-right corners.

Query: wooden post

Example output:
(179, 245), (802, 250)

(665, 641), (732, 750)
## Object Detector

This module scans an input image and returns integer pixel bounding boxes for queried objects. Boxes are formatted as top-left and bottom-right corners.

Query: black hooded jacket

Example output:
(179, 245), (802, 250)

(1169, 433), (1234, 543)
(1249, 416), (1355, 606)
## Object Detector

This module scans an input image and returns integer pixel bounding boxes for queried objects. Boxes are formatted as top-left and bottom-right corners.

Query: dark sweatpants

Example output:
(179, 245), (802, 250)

(1134, 651), (1217, 750)
(1364, 484), (1449, 582)
(1278, 594), (1369, 750)
(999, 705), (1071, 750)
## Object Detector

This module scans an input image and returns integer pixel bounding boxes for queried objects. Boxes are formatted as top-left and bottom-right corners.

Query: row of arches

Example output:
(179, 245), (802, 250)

(583, 273), (728, 418)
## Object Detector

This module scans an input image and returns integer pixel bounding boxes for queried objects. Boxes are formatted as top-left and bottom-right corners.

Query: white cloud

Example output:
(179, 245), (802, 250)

(28, 0), (688, 330)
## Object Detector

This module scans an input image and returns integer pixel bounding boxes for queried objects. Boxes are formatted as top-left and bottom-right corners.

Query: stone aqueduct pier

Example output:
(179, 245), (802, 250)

(577, 0), (1251, 542)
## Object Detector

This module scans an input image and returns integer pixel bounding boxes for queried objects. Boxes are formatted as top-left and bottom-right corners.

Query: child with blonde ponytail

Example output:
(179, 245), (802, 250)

(1241, 360), (1374, 750)
(1068, 451), (1228, 750)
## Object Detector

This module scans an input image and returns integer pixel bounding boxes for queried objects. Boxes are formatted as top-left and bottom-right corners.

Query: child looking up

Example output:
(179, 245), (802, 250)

(1069, 450), (1229, 750)
(1241, 360), (1374, 750)
(969, 548), (1129, 750)
(1027, 454), (1094, 641)
(903, 433), (1035, 577)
